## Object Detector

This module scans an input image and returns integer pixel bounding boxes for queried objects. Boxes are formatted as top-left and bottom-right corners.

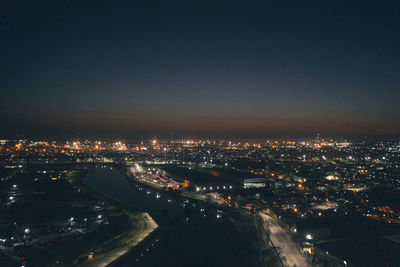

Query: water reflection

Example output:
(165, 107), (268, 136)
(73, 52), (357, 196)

(84, 167), (260, 267)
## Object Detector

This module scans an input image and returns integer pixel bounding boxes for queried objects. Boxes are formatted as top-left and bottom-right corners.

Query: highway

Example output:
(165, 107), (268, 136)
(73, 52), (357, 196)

(260, 213), (309, 267)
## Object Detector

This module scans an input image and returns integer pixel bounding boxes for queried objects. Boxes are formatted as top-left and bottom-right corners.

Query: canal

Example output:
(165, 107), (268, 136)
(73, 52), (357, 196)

(84, 166), (261, 267)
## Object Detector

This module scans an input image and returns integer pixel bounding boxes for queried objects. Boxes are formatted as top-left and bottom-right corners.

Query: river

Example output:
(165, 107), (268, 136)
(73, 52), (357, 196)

(83, 166), (261, 267)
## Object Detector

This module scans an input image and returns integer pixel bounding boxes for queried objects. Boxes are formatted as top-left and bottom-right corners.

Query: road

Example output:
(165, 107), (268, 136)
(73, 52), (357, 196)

(130, 163), (308, 265)
(80, 212), (158, 267)
(260, 213), (309, 267)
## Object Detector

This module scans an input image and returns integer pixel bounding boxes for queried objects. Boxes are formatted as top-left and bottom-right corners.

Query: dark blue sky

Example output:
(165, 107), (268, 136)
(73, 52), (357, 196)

(1, 0), (399, 138)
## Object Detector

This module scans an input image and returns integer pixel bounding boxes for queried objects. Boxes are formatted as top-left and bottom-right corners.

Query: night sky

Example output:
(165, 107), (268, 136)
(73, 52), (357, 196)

(1, 1), (399, 139)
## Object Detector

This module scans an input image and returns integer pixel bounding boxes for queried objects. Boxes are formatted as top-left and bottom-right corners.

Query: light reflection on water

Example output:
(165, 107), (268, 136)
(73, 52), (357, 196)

(84, 167), (260, 267)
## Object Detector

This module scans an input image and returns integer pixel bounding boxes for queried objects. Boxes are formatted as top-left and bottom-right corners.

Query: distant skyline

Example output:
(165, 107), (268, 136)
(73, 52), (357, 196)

(1, 1), (399, 138)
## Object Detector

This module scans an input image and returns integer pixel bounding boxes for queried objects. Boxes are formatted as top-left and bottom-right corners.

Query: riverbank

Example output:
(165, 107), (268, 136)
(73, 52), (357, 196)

(124, 166), (254, 220)
(78, 212), (158, 267)
(82, 165), (266, 266)
(123, 166), (282, 266)
(70, 169), (158, 267)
